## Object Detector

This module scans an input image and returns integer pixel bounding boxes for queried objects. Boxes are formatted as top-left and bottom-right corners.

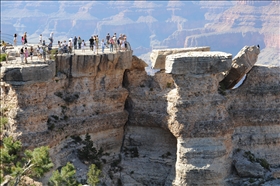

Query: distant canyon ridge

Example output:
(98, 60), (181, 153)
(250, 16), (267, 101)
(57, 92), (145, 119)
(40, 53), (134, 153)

(1, 1), (279, 68)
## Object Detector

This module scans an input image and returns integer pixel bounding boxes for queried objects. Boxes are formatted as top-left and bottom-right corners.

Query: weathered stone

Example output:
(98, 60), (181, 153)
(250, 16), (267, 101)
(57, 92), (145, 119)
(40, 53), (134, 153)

(55, 51), (133, 78)
(233, 150), (267, 178)
(0, 62), (55, 84)
(150, 46), (210, 69)
(21, 176), (43, 186)
(130, 55), (148, 71)
(221, 45), (260, 89)
(174, 137), (231, 186)
(165, 51), (232, 75)
(272, 170), (280, 179)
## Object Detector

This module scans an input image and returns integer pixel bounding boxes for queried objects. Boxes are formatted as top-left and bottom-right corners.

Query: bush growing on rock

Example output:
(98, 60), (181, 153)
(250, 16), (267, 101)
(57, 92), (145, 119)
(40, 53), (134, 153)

(0, 137), (53, 186)
(48, 162), (82, 186)
(0, 53), (6, 62)
(87, 164), (101, 186)
(77, 133), (105, 169)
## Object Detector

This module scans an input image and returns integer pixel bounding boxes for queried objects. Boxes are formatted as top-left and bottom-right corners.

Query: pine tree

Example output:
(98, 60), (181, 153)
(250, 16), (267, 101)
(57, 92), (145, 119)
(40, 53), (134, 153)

(87, 164), (101, 186)
(48, 162), (82, 186)
(77, 133), (104, 169)
(0, 137), (53, 186)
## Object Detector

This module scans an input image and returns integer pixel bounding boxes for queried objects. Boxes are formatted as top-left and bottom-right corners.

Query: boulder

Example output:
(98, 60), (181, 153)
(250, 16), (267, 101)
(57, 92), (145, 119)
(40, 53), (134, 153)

(131, 55), (148, 70)
(220, 45), (260, 89)
(150, 46), (210, 69)
(165, 51), (232, 75)
(233, 150), (267, 178)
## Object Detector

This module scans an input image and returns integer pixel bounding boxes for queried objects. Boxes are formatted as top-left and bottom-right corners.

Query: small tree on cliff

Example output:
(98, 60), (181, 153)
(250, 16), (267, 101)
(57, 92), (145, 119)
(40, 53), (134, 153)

(0, 136), (54, 185)
(48, 162), (82, 186)
(87, 164), (101, 186)
(78, 133), (104, 169)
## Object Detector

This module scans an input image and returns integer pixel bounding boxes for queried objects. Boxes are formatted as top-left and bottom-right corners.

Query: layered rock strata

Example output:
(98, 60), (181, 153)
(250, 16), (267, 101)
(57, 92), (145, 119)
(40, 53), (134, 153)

(1, 46), (279, 185)
(1, 51), (132, 153)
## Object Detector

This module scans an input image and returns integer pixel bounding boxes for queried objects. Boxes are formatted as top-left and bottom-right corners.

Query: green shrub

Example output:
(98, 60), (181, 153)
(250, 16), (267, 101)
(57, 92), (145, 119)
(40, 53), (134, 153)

(244, 151), (255, 162)
(48, 162), (81, 186)
(249, 178), (255, 183)
(243, 151), (270, 170)
(78, 133), (105, 169)
(0, 107), (8, 115)
(256, 158), (270, 170)
(1, 137), (53, 186)
(0, 116), (8, 126)
(0, 53), (7, 62)
(0, 117), (8, 134)
(166, 82), (171, 88)
(87, 164), (101, 186)
(49, 49), (58, 60)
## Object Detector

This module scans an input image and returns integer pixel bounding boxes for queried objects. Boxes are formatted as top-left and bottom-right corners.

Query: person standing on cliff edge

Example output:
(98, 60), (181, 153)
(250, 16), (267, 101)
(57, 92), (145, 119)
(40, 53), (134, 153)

(39, 34), (42, 45)
(74, 36), (77, 49)
(78, 36), (82, 49)
(24, 47), (28, 64)
(49, 32), (54, 43)
(13, 33), (17, 46)
(23, 32), (27, 45)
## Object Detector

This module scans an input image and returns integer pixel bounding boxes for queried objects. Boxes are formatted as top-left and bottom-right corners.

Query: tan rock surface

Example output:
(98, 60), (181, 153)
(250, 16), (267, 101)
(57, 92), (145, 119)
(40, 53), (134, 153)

(165, 51), (232, 75)
(150, 46), (210, 69)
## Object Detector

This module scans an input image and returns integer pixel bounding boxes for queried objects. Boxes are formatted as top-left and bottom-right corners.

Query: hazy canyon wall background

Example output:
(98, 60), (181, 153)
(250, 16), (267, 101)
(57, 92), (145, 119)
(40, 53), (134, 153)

(1, 0), (279, 69)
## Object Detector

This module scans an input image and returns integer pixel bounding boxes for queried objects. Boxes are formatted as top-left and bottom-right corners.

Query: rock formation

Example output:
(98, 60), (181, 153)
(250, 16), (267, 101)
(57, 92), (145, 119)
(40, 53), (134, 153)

(221, 45), (260, 89)
(1, 46), (279, 185)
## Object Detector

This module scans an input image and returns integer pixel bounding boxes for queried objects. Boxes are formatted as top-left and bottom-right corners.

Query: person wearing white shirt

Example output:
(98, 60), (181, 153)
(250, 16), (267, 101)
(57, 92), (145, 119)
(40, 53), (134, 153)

(68, 40), (73, 53)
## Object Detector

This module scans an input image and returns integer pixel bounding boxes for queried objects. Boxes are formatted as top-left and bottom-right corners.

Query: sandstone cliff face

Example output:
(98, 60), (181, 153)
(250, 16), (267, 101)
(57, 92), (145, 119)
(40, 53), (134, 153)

(1, 47), (279, 185)
(1, 51), (132, 149)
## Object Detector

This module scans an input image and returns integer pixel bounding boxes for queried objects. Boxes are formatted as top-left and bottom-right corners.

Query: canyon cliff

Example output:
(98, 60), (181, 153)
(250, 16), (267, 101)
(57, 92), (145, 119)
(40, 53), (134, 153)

(1, 46), (279, 185)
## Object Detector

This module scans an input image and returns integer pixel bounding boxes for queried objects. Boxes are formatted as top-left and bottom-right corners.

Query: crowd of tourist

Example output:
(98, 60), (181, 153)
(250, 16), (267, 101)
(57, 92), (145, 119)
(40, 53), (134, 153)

(1, 31), (130, 64)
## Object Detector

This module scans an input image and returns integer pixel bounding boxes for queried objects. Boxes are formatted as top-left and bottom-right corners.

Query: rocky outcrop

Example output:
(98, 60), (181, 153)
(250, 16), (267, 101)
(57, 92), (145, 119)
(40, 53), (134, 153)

(233, 150), (268, 178)
(221, 45), (260, 89)
(1, 47), (279, 185)
(165, 51), (231, 75)
(150, 46), (210, 69)
(0, 51), (132, 150)
(123, 46), (279, 185)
